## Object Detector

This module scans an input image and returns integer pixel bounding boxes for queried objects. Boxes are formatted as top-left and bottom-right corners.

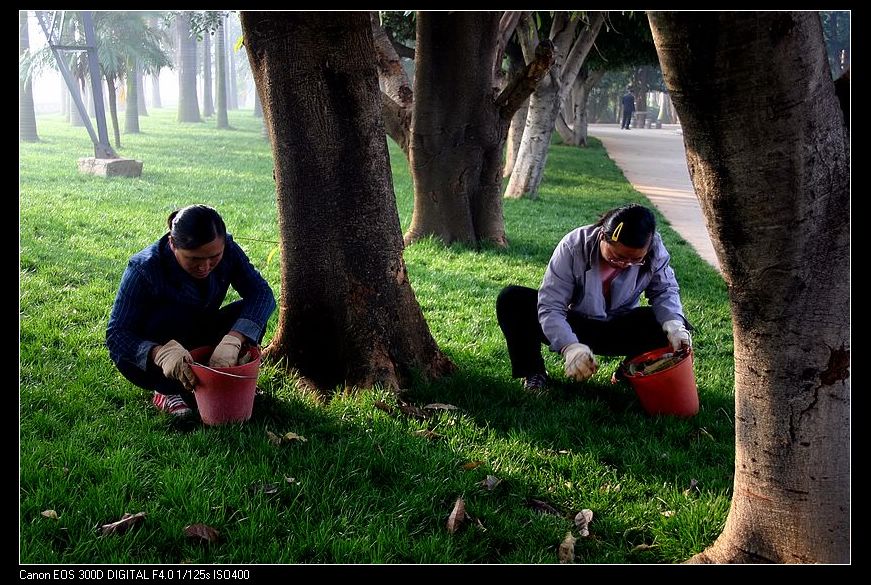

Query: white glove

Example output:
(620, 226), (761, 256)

(562, 342), (598, 382)
(209, 334), (243, 368)
(153, 340), (196, 390)
(662, 319), (691, 351)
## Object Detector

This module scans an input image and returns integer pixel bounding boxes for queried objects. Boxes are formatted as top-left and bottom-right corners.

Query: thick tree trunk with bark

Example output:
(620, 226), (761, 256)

(505, 12), (604, 199)
(650, 11), (850, 564)
(371, 12), (412, 156)
(124, 60), (140, 133)
(19, 11), (38, 142)
(503, 41), (526, 178)
(69, 78), (85, 127)
(176, 12), (201, 123)
(241, 11), (454, 391)
(405, 12), (553, 247)
(203, 32), (214, 117)
(215, 15), (229, 129)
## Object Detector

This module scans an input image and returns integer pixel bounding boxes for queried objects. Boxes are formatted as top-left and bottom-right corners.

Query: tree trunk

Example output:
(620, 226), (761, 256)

(649, 11), (850, 564)
(405, 12), (552, 247)
(151, 72), (162, 108)
(203, 31), (214, 117)
(137, 65), (148, 116)
(227, 15), (239, 110)
(241, 11), (454, 391)
(215, 15), (229, 129)
(556, 67), (604, 147)
(105, 73), (121, 149)
(253, 89), (262, 117)
(371, 11), (412, 156)
(61, 76), (69, 117)
(504, 12), (604, 199)
(69, 78), (85, 127)
(124, 59), (140, 133)
(503, 41), (526, 178)
(19, 11), (38, 142)
(176, 12), (201, 123)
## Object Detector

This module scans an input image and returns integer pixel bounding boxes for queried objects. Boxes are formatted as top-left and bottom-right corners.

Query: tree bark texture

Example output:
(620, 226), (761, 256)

(405, 12), (550, 247)
(124, 59), (140, 133)
(216, 15), (229, 129)
(371, 12), (412, 155)
(137, 65), (148, 116)
(650, 11), (850, 564)
(19, 11), (39, 142)
(151, 73), (162, 108)
(241, 11), (454, 391)
(555, 67), (603, 147)
(176, 12), (201, 123)
(227, 19), (239, 110)
(504, 12), (604, 199)
(203, 31), (214, 117)
(105, 73), (121, 148)
(503, 41), (527, 178)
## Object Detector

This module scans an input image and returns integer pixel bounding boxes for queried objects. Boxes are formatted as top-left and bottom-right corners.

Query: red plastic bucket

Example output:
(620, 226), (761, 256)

(189, 345), (261, 425)
(621, 346), (699, 417)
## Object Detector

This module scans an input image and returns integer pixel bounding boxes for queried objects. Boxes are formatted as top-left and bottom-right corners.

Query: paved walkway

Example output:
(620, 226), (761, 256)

(588, 123), (721, 272)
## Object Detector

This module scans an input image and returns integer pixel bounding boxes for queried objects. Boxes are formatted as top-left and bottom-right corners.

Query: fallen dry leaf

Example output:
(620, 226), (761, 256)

(574, 509), (594, 537)
(100, 512), (146, 536)
(661, 510), (675, 517)
(397, 402), (428, 420)
(446, 497), (467, 534)
(282, 432), (307, 443)
(412, 429), (442, 440)
(478, 475), (502, 491)
(424, 403), (458, 411)
(284, 476), (297, 484)
(41, 509), (58, 519)
(462, 461), (484, 471)
(266, 430), (282, 445)
(184, 523), (220, 543)
(631, 543), (658, 553)
(526, 498), (562, 517)
(558, 532), (576, 563)
(373, 400), (393, 414)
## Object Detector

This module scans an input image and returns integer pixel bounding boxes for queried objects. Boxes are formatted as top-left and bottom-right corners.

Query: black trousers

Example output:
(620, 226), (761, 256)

(495, 285), (669, 379)
(113, 301), (245, 408)
(621, 110), (634, 129)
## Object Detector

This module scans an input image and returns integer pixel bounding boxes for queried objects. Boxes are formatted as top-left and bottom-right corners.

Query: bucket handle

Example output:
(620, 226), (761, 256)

(191, 361), (260, 380)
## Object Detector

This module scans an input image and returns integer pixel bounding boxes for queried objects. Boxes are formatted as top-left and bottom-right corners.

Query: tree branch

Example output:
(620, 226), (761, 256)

(381, 91), (411, 156)
(559, 12), (606, 88)
(493, 11), (524, 75)
(371, 11), (413, 108)
(516, 12), (539, 64)
(385, 27), (415, 60)
(495, 39), (555, 119)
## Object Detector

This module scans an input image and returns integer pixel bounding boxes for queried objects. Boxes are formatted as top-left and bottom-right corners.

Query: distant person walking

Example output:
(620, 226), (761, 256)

(621, 87), (636, 130)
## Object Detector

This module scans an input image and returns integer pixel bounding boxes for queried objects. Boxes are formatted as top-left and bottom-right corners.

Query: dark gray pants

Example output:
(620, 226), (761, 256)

(496, 285), (670, 379)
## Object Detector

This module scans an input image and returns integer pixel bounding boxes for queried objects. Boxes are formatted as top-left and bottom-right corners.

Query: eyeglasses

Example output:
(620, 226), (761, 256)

(600, 236), (647, 267)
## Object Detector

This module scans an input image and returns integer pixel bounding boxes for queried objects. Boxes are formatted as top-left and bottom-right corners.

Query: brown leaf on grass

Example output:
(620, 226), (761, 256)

(631, 543), (658, 553)
(526, 498), (562, 517)
(424, 403), (458, 411)
(41, 509), (58, 519)
(397, 402), (429, 420)
(100, 512), (146, 536)
(412, 429), (443, 440)
(461, 461), (484, 471)
(184, 523), (220, 543)
(446, 497), (468, 534)
(574, 509), (594, 537)
(266, 430), (282, 445)
(374, 400), (393, 414)
(478, 475), (502, 491)
(558, 532), (577, 563)
(282, 432), (307, 443)
(661, 510), (675, 517)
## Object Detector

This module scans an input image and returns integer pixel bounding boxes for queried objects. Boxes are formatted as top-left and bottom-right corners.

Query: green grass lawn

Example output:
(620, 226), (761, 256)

(20, 108), (734, 564)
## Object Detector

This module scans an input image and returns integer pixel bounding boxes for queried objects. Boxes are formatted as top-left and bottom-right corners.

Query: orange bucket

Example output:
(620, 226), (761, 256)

(189, 345), (261, 425)
(621, 346), (699, 417)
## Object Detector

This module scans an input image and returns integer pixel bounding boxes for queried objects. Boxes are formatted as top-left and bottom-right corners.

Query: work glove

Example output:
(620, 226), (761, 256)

(209, 334), (243, 368)
(662, 319), (692, 351)
(562, 342), (598, 382)
(154, 340), (196, 391)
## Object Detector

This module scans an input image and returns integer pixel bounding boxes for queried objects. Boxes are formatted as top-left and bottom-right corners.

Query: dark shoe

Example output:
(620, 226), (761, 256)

(522, 373), (549, 393)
